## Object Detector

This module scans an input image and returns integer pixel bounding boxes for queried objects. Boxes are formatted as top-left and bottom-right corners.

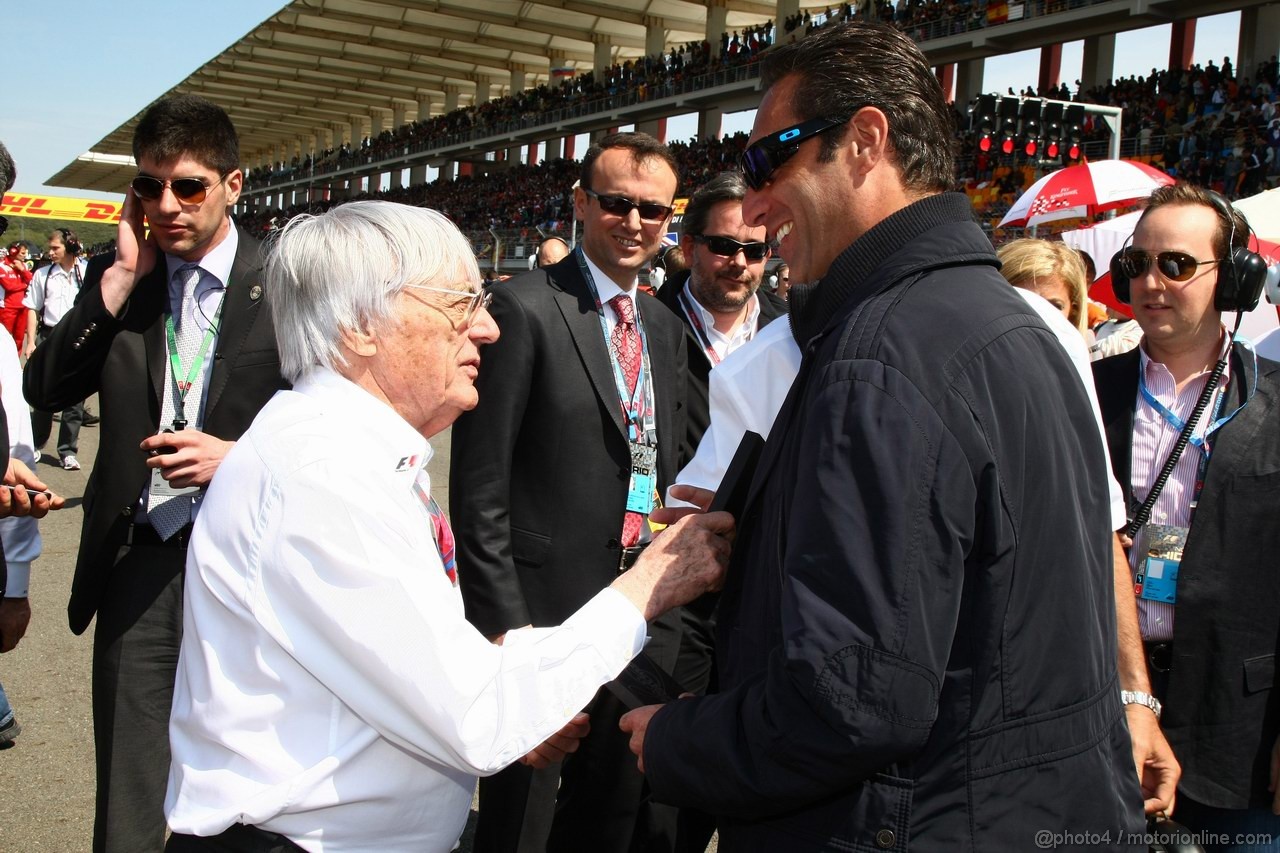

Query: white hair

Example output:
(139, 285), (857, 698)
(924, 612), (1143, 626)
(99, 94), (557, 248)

(264, 201), (480, 382)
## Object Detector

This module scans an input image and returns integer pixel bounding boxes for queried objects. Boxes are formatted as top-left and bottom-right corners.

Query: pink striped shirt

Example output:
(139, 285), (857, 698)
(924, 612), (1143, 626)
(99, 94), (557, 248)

(1129, 338), (1230, 641)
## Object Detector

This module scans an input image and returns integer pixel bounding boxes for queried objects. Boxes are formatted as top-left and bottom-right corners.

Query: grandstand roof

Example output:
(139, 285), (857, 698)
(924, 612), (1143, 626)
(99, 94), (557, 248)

(49, 0), (794, 193)
(50, 0), (1271, 194)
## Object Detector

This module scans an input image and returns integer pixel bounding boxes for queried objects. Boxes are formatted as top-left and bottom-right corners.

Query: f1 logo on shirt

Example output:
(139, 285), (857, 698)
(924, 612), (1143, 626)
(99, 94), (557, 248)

(395, 455), (418, 472)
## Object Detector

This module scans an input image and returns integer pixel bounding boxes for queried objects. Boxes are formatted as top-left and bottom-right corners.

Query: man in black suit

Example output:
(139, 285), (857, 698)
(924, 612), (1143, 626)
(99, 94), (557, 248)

(1094, 182), (1280, 839)
(24, 95), (287, 853)
(656, 170), (787, 458)
(451, 132), (687, 853)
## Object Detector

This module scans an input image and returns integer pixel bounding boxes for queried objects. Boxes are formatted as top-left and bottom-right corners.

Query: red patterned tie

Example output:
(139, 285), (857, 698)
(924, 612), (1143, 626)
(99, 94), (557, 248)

(609, 294), (644, 547)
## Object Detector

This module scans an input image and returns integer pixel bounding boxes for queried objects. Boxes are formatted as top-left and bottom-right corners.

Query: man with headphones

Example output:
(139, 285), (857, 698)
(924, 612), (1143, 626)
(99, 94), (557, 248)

(23, 228), (88, 470)
(1094, 182), (1280, 844)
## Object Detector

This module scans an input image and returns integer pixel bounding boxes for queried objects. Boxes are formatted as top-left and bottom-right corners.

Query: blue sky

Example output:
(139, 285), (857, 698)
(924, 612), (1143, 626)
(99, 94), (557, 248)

(1, 2), (1243, 201)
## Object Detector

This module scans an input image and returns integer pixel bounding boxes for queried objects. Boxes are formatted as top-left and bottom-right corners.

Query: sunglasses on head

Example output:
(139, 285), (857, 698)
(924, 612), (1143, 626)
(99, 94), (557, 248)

(739, 116), (848, 191)
(130, 173), (225, 204)
(582, 188), (673, 223)
(1115, 248), (1221, 283)
(693, 234), (770, 261)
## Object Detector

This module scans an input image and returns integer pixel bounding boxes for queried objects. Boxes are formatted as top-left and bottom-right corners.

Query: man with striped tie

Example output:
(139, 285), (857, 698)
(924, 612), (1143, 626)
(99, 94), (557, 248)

(23, 94), (288, 853)
(451, 132), (690, 853)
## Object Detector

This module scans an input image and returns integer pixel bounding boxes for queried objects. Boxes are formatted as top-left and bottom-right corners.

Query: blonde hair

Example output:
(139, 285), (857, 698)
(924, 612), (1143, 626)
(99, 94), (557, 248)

(997, 238), (1090, 335)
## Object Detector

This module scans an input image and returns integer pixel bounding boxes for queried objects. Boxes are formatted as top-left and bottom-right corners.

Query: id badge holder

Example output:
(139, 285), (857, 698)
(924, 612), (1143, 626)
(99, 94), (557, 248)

(626, 442), (657, 515)
(149, 428), (200, 499)
(1135, 524), (1187, 604)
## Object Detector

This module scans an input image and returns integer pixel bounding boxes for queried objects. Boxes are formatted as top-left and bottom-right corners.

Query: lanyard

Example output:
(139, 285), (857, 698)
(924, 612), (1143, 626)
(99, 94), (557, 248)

(574, 248), (657, 442)
(677, 285), (724, 366)
(163, 295), (225, 427)
(1133, 342), (1258, 528)
(1137, 343), (1256, 455)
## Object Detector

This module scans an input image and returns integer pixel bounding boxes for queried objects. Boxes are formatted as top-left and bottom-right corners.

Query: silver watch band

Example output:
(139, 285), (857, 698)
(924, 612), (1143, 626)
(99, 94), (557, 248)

(1121, 689), (1163, 720)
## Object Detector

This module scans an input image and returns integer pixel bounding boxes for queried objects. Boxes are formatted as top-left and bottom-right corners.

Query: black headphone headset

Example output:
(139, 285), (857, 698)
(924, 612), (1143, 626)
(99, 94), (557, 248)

(56, 228), (82, 257)
(1109, 190), (1267, 313)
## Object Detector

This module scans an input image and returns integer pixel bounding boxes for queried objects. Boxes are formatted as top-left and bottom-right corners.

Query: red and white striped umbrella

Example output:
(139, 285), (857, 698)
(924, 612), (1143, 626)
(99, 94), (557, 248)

(997, 160), (1174, 228)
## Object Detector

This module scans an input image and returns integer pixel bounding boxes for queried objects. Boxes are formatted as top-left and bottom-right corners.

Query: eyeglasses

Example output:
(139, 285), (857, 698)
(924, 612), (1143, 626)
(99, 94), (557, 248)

(692, 234), (770, 261)
(130, 173), (226, 205)
(582, 188), (673, 223)
(1115, 248), (1221, 283)
(403, 283), (493, 327)
(739, 116), (848, 191)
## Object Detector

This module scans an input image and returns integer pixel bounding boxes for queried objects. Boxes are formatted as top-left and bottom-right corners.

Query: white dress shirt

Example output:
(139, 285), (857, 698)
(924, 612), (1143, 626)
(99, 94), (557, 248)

(166, 368), (648, 852)
(23, 258), (87, 327)
(0, 335), (40, 594)
(670, 290), (1127, 531)
(679, 281), (761, 364)
(136, 223), (239, 525)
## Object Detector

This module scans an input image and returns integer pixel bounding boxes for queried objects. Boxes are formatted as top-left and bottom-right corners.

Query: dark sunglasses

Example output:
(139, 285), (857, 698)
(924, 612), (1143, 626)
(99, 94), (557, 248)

(1116, 248), (1221, 283)
(582, 188), (673, 223)
(739, 117), (848, 191)
(693, 234), (770, 261)
(130, 173), (225, 204)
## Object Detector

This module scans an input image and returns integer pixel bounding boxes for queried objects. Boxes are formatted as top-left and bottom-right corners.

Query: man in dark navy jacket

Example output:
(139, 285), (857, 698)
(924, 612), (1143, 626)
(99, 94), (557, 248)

(623, 21), (1143, 850)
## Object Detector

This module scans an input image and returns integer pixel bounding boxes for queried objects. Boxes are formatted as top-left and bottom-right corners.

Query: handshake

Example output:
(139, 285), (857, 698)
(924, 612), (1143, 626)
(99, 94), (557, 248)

(521, 485), (730, 770)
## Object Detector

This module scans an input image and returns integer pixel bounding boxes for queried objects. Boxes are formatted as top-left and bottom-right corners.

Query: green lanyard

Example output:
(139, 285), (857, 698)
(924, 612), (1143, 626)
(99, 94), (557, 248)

(163, 296), (224, 429)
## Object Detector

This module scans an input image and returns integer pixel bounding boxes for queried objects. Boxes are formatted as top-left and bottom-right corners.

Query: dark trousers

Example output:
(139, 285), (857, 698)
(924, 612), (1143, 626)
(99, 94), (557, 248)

(473, 609), (684, 853)
(31, 400), (83, 458)
(31, 324), (84, 458)
(166, 824), (305, 852)
(92, 541), (186, 853)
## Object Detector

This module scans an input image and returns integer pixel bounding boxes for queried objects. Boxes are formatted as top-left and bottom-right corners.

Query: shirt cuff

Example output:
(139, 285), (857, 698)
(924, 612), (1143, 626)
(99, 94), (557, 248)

(561, 587), (649, 666)
(4, 561), (31, 597)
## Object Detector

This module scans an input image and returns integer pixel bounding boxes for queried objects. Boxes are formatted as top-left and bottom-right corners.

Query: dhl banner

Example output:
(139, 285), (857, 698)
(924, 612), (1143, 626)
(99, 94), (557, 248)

(0, 193), (122, 224)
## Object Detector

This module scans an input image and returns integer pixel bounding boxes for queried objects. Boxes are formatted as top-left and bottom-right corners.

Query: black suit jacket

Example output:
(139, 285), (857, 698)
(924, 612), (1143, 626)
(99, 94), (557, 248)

(23, 226), (288, 634)
(655, 270), (787, 459)
(451, 254), (687, 636)
(1094, 345), (1280, 809)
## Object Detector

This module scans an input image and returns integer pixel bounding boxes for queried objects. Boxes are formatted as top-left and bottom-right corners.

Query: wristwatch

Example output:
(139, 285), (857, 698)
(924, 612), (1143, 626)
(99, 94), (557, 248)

(1121, 689), (1163, 720)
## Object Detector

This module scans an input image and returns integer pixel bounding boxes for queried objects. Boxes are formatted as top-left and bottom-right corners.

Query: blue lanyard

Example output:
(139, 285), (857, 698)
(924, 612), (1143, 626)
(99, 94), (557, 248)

(1136, 342), (1258, 522)
(573, 248), (656, 442)
(1137, 342), (1256, 455)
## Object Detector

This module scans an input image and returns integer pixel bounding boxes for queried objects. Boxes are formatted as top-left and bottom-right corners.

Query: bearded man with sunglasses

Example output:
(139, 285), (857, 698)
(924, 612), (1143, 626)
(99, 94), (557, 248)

(451, 132), (690, 853)
(656, 171), (787, 455)
(24, 94), (287, 853)
(1094, 183), (1280, 845)
(621, 21), (1142, 850)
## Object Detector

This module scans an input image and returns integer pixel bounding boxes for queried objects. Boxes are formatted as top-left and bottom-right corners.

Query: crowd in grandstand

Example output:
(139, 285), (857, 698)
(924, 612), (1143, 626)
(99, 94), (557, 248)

(235, 0), (1280, 249)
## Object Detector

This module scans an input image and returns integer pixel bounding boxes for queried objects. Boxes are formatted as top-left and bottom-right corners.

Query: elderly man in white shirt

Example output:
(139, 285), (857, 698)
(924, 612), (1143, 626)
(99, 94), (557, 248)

(164, 201), (732, 853)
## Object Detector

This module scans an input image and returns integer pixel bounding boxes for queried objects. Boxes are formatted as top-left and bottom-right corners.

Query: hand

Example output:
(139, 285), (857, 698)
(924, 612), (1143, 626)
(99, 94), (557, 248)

(100, 188), (159, 316)
(650, 484), (715, 526)
(141, 431), (233, 489)
(1126, 705), (1180, 815)
(610, 511), (734, 622)
(21, 338), (35, 360)
(619, 703), (666, 774)
(518, 712), (590, 769)
(0, 459), (64, 518)
(0, 597), (32, 653)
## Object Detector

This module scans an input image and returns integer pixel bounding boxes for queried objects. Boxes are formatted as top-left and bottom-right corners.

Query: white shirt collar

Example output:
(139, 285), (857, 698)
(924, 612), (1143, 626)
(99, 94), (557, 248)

(580, 249), (637, 306)
(681, 279), (761, 350)
(293, 366), (433, 480)
(165, 218), (238, 288)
